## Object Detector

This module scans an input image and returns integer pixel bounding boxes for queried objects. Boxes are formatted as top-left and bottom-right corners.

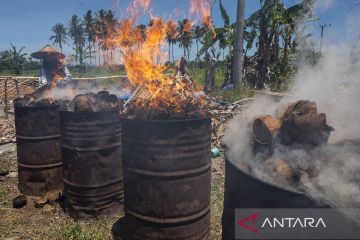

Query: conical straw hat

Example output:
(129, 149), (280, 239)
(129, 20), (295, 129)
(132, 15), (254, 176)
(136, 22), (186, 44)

(31, 44), (65, 59)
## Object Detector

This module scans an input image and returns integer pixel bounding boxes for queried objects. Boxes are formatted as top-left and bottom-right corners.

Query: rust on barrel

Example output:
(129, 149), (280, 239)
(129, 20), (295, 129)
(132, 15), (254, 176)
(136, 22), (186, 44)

(114, 117), (211, 240)
(60, 109), (124, 219)
(14, 105), (63, 196)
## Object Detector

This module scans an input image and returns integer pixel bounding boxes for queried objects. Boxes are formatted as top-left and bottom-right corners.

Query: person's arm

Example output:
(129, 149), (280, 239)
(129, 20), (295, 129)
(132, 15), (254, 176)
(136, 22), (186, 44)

(63, 66), (72, 81)
(39, 66), (47, 87)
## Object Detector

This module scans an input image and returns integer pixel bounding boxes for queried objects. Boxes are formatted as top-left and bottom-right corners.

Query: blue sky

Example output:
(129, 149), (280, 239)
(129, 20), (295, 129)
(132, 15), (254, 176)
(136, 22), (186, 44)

(0, 0), (359, 61)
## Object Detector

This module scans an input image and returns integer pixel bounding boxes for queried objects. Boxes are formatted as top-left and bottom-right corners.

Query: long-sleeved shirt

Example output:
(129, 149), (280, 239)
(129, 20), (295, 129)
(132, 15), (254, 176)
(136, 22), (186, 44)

(38, 66), (72, 87)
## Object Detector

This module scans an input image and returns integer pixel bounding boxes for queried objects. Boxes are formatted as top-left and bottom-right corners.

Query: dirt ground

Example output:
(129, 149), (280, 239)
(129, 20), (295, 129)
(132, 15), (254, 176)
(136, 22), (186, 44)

(0, 142), (225, 240)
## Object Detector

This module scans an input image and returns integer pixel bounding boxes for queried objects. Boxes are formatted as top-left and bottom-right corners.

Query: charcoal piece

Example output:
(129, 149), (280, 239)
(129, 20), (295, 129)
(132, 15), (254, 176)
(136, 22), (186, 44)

(35, 98), (55, 106)
(282, 100), (317, 120)
(0, 170), (9, 177)
(85, 92), (96, 101)
(108, 94), (119, 109)
(96, 91), (109, 102)
(13, 195), (27, 209)
(58, 100), (71, 111)
(95, 101), (112, 112)
(279, 112), (334, 147)
(73, 94), (93, 112)
(0, 170), (9, 176)
(23, 94), (36, 104)
(14, 97), (27, 106)
(253, 115), (281, 158)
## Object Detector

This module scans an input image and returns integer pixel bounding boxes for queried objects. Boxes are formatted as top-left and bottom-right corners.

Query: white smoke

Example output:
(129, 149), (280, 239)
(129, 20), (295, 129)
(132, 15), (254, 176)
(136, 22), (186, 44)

(224, 5), (360, 211)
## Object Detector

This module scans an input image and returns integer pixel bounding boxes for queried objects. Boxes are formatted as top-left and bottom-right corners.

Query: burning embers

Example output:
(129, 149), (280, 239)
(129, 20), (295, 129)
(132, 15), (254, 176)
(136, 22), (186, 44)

(124, 71), (207, 120)
(102, 0), (213, 120)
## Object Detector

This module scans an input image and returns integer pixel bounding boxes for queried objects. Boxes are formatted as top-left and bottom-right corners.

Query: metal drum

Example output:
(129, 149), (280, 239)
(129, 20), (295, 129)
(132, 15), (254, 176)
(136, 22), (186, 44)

(115, 118), (212, 240)
(222, 157), (328, 240)
(14, 105), (63, 196)
(60, 109), (124, 219)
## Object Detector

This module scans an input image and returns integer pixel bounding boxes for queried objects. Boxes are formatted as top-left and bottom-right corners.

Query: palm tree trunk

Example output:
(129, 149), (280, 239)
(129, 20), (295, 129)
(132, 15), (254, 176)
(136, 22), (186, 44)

(196, 39), (199, 62)
(172, 43), (174, 63)
(89, 42), (92, 65)
(93, 44), (97, 66)
(168, 44), (171, 63)
(98, 44), (101, 65)
(232, 0), (245, 89)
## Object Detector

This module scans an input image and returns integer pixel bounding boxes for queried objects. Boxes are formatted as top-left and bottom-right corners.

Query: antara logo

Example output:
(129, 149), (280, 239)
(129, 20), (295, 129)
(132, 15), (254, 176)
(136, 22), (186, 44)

(237, 214), (326, 233)
(261, 217), (327, 228)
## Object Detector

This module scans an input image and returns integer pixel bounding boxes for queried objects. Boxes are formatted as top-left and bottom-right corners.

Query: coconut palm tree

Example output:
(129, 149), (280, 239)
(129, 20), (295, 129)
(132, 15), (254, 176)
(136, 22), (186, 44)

(95, 9), (107, 65)
(84, 10), (96, 65)
(104, 10), (118, 63)
(50, 23), (67, 52)
(68, 15), (86, 65)
(166, 21), (178, 63)
(199, 0), (236, 86)
(193, 25), (206, 62)
(177, 19), (193, 61)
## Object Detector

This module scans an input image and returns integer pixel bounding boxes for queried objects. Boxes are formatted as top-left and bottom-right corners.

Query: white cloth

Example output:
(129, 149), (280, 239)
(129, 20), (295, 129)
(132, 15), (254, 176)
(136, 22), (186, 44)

(38, 66), (72, 87)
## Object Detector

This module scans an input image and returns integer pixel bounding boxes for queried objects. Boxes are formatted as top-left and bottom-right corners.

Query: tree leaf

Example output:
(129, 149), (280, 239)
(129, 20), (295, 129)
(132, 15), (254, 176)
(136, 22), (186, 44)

(218, 0), (230, 27)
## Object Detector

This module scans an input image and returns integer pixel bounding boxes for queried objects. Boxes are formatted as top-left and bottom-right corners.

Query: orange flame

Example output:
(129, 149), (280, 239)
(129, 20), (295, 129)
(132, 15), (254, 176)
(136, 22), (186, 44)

(189, 0), (216, 37)
(105, 0), (206, 119)
(183, 19), (193, 33)
(166, 20), (179, 40)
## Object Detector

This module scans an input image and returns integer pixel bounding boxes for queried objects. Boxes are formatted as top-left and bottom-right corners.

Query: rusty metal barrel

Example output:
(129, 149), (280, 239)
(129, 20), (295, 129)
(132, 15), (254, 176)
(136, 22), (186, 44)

(222, 157), (328, 240)
(60, 109), (124, 219)
(115, 118), (211, 240)
(14, 105), (63, 196)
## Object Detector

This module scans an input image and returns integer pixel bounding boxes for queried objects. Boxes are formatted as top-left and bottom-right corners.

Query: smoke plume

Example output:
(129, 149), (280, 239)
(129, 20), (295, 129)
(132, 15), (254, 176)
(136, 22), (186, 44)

(224, 5), (360, 214)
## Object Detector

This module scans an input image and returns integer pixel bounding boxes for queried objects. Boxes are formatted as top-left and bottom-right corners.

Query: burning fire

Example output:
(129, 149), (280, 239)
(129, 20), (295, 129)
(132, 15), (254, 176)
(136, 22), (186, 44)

(104, 0), (215, 119)
(189, 0), (216, 37)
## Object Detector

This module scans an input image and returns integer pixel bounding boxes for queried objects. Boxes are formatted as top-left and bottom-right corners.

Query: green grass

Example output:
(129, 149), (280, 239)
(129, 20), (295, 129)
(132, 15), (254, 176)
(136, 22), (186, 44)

(61, 222), (108, 240)
(211, 176), (225, 240)
(0, 69), (38, 77)
(57, 175), (226, 240)
(0, 186), (7, 201)
(218, 86), (255, 103)
(189, 65), (227, 89)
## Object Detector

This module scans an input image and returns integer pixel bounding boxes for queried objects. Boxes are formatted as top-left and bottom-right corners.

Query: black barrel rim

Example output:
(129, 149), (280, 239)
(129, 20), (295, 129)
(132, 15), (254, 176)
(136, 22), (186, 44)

(14, 105), (59, 109)
(60, 108), (120, 114)
(120, 117), (211, 124)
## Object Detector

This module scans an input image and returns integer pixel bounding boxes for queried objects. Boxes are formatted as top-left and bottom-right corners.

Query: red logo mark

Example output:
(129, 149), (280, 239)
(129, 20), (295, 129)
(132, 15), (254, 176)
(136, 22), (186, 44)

(237, 213), (258, 233)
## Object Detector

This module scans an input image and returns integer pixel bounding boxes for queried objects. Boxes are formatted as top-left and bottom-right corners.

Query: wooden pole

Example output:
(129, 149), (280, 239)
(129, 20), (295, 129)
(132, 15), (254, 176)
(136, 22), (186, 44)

(4, 78), (8, 118)
(14, 79), (20, 97)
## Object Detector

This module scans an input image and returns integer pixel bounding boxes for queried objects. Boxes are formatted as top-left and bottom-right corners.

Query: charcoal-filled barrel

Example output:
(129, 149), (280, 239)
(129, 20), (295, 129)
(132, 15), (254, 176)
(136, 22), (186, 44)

(14, 105), (63, 196)
(222, 157), (327, 240)
(60, 109), (124, 219)
(115, 118), (211, 240)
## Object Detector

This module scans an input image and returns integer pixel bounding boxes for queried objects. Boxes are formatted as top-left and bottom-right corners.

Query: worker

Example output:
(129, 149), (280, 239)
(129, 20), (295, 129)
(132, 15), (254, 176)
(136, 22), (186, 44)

(31, 44), (71, 89)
